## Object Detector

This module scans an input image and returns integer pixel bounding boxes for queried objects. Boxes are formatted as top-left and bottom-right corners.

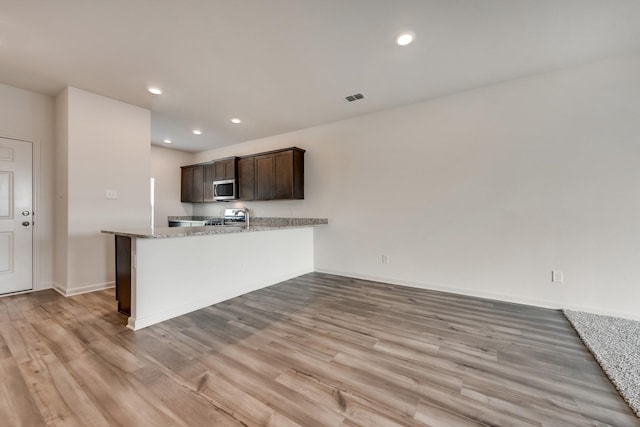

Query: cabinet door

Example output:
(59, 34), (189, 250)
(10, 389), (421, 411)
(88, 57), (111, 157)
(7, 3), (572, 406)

(212, 159), (237, 180)
(192, 166), (204, 202)
(238, 157), (255, 200)
(214, 161), (226, 180)
(273, 150), (293, 199)
(115, 235), (131, 316)
(292, 149), (304, 199)
(203, 164), (216, 201)
(181, 167), (194, 202)
(255, 154), (274, 200)
(224, 159), (237, 179)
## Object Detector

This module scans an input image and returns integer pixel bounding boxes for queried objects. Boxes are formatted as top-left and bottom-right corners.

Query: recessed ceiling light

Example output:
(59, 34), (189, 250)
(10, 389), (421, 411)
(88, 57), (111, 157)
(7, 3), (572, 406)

(395, 32), (415, 46)
(163, 139), (172, 144)
(230, 118), (242, 124)
(147, 86), (162, 95)
(192, 129), (202, 135)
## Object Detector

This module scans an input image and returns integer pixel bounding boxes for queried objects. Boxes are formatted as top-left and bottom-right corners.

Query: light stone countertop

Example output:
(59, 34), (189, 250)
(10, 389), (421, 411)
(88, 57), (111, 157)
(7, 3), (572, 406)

(101, 217), (328, 239)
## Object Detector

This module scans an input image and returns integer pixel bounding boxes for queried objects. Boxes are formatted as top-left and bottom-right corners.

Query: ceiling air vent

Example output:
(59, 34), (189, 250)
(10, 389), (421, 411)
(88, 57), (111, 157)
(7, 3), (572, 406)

(345, 93), (365, 102)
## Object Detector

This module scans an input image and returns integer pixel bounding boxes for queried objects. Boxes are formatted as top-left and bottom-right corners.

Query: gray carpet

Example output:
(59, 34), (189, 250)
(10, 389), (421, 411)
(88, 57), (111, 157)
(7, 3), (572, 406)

(563, 309), (640, 417)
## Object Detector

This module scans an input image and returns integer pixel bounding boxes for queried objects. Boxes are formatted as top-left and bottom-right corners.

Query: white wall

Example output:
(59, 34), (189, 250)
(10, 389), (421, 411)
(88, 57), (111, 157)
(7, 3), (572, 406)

(193, 53), (640, 320)
(54, 89), (69, 289)
(132, 227), (314, 330)
(0, 83), (55, 291)
(55, 87), (151, 294)
(150, 145), (195, 226)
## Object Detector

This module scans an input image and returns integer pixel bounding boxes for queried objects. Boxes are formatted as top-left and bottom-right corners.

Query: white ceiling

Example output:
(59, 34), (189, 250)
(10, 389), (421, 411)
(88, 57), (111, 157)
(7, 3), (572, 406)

(1, 1), (640, 152)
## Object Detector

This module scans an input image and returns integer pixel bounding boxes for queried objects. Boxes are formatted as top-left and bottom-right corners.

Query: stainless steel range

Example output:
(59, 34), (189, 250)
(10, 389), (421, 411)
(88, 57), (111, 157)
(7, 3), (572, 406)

(167, 209), (248, 228)
(167, 218), (220, 227)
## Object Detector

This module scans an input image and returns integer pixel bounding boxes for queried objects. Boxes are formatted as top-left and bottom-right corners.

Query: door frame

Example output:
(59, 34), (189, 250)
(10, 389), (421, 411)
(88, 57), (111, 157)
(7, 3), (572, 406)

(0, 133), (40, 295)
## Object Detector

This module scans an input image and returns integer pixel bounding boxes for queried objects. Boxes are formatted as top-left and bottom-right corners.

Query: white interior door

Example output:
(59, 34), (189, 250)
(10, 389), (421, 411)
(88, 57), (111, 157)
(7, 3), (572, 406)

(0, 137), (32, 294)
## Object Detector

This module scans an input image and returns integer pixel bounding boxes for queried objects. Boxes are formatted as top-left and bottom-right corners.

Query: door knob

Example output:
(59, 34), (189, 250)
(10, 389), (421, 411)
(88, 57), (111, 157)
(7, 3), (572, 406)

(22, 221), (30, 227)
(21, 210), (30, 216)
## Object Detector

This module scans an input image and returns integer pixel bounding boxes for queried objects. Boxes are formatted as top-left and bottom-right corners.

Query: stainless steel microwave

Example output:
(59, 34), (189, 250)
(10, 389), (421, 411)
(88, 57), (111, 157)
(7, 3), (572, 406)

(213, 179), (237, 201)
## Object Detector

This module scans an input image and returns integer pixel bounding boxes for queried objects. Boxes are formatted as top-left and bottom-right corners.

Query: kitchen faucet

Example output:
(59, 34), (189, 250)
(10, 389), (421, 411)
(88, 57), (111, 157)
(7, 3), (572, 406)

(223, 207), (249, 229)
(243, 208), (250, 230)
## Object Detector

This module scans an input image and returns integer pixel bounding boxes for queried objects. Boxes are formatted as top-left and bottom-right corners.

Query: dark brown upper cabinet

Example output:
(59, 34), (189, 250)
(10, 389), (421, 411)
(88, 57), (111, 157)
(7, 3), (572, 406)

(181, 165), (204, 203)
(181, 148), (303, 203)
(254, 154), (274, 200)
(203, 157), (237, 201)
(237, 156), (255, 201)
(215, 158), (237, 180)
(254, 147), (304, 200)
(203, 163), (215, 202)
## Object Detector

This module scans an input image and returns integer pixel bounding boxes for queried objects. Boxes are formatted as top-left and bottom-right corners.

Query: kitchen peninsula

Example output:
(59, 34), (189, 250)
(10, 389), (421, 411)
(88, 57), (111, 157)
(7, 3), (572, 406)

(102, 217), (327, 330)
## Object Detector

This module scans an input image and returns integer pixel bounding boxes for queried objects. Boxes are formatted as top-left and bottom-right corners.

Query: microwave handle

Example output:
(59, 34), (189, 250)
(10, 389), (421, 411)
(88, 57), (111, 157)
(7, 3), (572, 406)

(213, 183), (218, 197)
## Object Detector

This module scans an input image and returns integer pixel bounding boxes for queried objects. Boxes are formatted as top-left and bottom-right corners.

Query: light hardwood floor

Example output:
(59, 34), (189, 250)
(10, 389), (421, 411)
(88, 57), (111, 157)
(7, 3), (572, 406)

(0, 272), (637, 426)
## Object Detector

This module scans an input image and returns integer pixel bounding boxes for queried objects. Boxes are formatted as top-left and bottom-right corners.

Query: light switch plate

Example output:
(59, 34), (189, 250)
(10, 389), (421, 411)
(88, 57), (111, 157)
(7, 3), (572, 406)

(105, 189), (118, 200)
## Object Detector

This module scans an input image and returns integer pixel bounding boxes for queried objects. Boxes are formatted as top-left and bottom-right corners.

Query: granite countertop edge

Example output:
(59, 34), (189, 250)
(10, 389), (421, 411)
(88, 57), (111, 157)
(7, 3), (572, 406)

(101, 217), (328, 239)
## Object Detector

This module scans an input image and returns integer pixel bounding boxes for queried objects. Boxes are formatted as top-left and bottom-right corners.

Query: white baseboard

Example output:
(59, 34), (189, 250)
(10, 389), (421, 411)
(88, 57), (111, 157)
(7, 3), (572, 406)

(52, 282), (66, 296)
(314, 269), (640, 322)
(53, 281), (115, 297)
(34, 281), (54, 291)
(559, 303), (640, 322)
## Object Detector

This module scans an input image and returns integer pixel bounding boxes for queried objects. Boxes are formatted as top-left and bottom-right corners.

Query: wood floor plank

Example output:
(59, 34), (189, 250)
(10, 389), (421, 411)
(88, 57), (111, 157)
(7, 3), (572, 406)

(31, 320), (88, 363)
(131, 366), (245, 427)
(68, 324), (145, 375)
(111, 327), (210, 383)
(195, 353), (347, 426)
(197, 370), (303, 427)
(0, 328), (13, 360)
(0, 272), (637, 426)
(276, 368), (421, 427)
(18, 352), (110, 427)
(414, 400), (486, 427)
(0, 357), (46, 426)
(262, 340), (422, 418)
(66, 352), (184, 426)
(0, 320), (52, 364)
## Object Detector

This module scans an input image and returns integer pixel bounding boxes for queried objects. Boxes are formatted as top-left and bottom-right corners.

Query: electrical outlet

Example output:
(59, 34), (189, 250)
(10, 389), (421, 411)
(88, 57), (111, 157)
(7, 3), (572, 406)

(381, 255), (389, 264)
(105, 189), (118, 200)
(552, 270), (563, 283)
